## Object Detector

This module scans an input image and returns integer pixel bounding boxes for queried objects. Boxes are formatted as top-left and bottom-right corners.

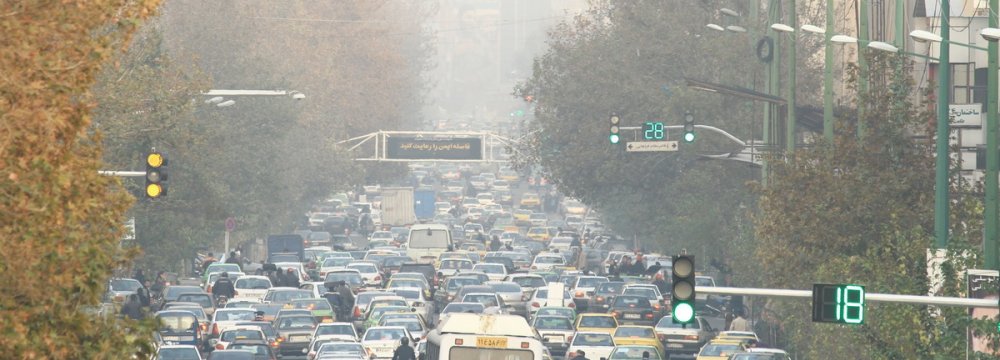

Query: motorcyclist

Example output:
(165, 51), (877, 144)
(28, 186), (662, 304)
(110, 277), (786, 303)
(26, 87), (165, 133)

(211, 272), (236, 302)
(392, 337), (416, 360)
(283, 268), (301, 288)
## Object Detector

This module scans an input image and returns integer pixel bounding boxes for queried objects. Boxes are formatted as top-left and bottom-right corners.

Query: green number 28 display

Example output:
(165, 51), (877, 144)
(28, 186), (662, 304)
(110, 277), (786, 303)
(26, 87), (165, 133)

(644, 122), (664, 140)
(812, 284), (865, 324)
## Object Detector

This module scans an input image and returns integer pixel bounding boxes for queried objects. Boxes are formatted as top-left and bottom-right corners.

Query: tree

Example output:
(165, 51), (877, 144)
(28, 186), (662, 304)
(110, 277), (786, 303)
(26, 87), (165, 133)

(0, 1), (161, 357)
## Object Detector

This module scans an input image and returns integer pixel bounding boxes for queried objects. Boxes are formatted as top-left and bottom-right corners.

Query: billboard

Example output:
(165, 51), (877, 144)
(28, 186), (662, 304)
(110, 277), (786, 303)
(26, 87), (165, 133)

(385, 136), (483, 160)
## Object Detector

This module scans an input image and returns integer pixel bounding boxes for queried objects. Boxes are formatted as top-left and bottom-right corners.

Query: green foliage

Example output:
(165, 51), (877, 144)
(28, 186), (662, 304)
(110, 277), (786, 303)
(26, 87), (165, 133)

(0, 1), (161, 357)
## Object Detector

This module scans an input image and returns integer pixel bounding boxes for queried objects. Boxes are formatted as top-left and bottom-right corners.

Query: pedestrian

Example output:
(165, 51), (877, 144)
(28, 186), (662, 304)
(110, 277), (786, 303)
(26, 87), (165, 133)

(284, 268), (301, 288)
(571, 350), (589, 360)
(504, 241), (514, 251)
(489, 235), (502, 251)
(151, 271), (167, 295)
(121, 294), (144, 320)
(337, 281), (355, 312)
(132, 269), (146, 285)
(608, 259), (619, 278)
(630, 255), (646, 276)
(729, 311), (751, 331)
(651, 273), (669, 294)
(226, 251), (241, 268)
(391, 337), (416, 360)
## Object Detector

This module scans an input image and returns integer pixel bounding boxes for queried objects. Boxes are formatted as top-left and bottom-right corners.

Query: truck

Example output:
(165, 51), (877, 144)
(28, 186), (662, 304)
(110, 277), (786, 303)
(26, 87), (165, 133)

(414, 188), (437, 220)
(266, 234), (305, 263)
(380, 187), (417, 227)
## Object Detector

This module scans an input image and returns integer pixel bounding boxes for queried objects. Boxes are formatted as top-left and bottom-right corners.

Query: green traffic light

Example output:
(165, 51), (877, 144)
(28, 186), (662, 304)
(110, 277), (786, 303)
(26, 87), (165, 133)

(673, 302), (694, 323)
(609, 134), (620, 144)
(683, 132), (696, 143)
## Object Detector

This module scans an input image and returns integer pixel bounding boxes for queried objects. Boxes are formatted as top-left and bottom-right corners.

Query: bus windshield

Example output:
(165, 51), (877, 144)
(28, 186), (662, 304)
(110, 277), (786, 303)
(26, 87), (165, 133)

(409, 228), (450, 248)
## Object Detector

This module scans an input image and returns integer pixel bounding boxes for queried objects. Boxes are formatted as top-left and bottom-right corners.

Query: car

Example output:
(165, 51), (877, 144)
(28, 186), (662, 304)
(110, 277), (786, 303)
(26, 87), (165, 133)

(526, 227), (552, 242)
(572, 276), (610, 310)
(653, 316), (715, 355)
(380, 318), (427, 339)
(176, 292), (216, 318)
(513, 209), (533, 224)
(203, 264), (242, 284)
(486, 281), (527, 317)
(499, 169), (519, 182)
(437, 258), (474, 277)
(362, 305), (411, 331)
(370, 231), (394, 242)
(608, 295), (659, 326)
(307, 232), (333, 247)
(566, 331), (616, 360)
(612, 326), (666, 357)
(322, 270), (365, 293)
(470, 263), (507, 281)
(319, 257), (353, 277)
(314, 341), (369, 360)
(531, 253), (566, 271)
(520, 193), (541, 208)
(288, 298), (336, 323)
(212, 326), (267, 352)
(274, 314), (318, 356)
(695, 339), (745, 360)
(225, 340), (278, 360)
(360, 326), (414, 359)
(433, 276), (483, 307)
(529, 212), (548, 227)
(608, 345), (665, 360)
(155, 310), (204, 348)
(530, 306), (576, 324)
(548, 236), (574, 251)
(503, 274), (546, 294)
(350, 291), (395, 328)
(303, 335), (355, 360)
(232, 276), (272, 303)
(346, 262), (382, 287)
(390, 287), (433, 320)
(208, 308), (257, 342)
(562, 200), (587, 215)
(574, 313), (619, 335)
(437, 302), (485, 326)
(262, 288), (314, 306)
(311, 322), (359, 342)
(733, 348), (792, 360)
(155, 344), (202, 360)
(461, 292), (509, 314)
(206, 350), (256, 360)
(527, 286), (574, 317)
(233, 321), (281, 351)
(532, 315), (575, 357)
(476, 192), (495, 205)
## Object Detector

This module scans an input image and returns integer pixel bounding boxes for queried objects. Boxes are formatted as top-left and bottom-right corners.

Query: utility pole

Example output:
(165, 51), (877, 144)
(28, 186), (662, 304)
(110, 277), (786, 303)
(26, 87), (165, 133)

(767, 0), (781, 152)
(785, 0), (796, 153)
(934, 0), (951, 249)
(857, 0), (870, 138)
(985, 0), (999, 269)
(823, 0), (835, 142)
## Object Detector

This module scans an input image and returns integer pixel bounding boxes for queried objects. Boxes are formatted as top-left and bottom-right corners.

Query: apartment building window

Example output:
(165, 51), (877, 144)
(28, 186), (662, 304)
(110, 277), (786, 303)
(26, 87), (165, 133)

(974, 67), (988, 111)
(952, 63), (973, 104)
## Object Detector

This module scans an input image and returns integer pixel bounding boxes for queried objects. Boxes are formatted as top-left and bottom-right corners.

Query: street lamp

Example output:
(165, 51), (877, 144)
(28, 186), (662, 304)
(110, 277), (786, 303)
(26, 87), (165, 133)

(725, 25), (748, 33)
(720, 8), (740, 17)
(706, 24), (725, 32)
(800, 24), (825, 34)
(770, 23), (794, 33)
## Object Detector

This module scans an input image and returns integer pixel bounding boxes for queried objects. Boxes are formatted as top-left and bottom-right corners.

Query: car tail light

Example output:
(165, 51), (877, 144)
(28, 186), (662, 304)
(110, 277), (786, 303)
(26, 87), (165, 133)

(374, 275), (382, 282)
(532, 302), (540, 308)
(277, 336), (284, 343)
(353, 306), (361, 318)
(652, 303), (661, 311)
(521, 342), (529, 349)
(596, 296), (604, 302)
(568, 302), (575, 308)
(215, 344), (225, 350)
(271, 340), (279, 348)
(645, 313), (654, 319)
(212, 324), (220, 335)
(448, 295), (454, 301)
(575, 291), (584, 298)
(455, 339), (464, 345)
(304, 240), (310, 246)
(685, 335), (699, 341)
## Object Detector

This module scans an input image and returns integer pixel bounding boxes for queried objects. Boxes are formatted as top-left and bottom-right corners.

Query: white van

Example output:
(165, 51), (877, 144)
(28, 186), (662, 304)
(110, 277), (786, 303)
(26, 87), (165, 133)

(407, 224), (453, 264)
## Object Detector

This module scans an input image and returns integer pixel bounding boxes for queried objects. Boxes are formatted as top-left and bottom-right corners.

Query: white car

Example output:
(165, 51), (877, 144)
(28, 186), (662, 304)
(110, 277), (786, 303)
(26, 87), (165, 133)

(567, 331), (616, 360)
(155, 345), (201, 360)
(347, 262), (382, 287)
(491, 179), (511, 191)
(207, 308), (256, 341)
(548, 237), (574, 251)
(390, 287), (433, 320)
(476, 193), (495, 205)
(312, 322), (359, 342)
(531, 254), (566, 271)
(211, 326), (267, 351)
(319, 257), (353, 277)
(361, 326), (414, 359)
(434, 202), (452, 215)
(309, 338), (368, 360)
(232, 275), (272, 303)
(471, 263), (507, 282)
(370, 231), (394, 242)
(461, 293), (508, 314)
(527, 286), (573, 317)
(437, 259), (474, 277)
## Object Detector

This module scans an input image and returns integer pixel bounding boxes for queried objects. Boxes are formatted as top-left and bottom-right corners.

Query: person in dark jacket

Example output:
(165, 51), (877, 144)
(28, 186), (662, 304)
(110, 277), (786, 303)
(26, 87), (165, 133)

(392, 337), (416, 360)
(283, 268), (301, 288)
(570, 350), (589, 360)
(652, 273), (669, 294)
(212, 272), (236, 300)
(132, 269), (146, 285)
(489, 235), (502, 251)
(225, 251), (241, 267)
(121, 294), (144, 320)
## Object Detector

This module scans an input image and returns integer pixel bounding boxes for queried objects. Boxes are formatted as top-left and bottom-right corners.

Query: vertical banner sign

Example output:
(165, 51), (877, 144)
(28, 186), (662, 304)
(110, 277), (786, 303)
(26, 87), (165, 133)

(967, 269), (999, 354)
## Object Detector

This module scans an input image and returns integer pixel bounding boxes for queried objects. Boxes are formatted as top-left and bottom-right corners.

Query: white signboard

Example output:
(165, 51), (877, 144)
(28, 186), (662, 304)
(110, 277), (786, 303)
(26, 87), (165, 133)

(626, 141), (679, 153)
(949, 104), (983, 127)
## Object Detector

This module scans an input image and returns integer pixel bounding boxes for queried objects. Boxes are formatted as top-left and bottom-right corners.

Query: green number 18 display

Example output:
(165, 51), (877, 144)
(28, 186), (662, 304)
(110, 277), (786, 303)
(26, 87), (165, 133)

(812, 284), (865, 324)
(644, 122), (664, 140)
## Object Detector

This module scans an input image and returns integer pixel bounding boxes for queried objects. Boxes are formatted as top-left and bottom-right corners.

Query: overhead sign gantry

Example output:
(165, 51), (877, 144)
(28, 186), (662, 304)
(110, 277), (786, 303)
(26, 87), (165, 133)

(337, 131), (518, 162)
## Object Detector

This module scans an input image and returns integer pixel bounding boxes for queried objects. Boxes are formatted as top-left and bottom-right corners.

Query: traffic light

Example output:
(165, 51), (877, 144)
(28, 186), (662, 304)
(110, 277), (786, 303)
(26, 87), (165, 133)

(683, 111), (695, 143)
(671, 255), (695, 324)
(609, 112), (621, 144)
(144, 151), (168, 199)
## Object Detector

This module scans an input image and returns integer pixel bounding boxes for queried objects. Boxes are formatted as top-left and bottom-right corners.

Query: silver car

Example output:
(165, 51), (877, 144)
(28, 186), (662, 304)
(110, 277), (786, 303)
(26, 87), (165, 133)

(654, 316), (716, 356)
(486, 281), (527, 317)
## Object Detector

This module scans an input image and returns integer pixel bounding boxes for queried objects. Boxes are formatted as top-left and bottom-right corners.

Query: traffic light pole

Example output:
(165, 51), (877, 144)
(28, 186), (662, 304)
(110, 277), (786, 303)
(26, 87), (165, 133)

(698, 286), (997, 308)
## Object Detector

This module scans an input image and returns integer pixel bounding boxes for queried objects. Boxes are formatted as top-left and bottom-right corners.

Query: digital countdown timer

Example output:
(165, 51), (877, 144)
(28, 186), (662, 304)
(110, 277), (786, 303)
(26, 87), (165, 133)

(644, 122), (665, 140)
(812, 284), (865, 324)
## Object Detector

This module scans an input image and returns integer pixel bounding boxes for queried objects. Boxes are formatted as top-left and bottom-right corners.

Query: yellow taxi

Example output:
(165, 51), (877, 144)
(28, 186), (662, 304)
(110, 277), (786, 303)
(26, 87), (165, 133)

(716, 331), (758, 344)
(574, 313), (619, 335)
(520, 193), (541, 208)
(513, 209), (533, 222)
(612, 326), (666, 357)
(435, 251), (474, 268)
(527, 227), (552, 241)
(499, 170), (520, 182)
(695, 339), (746, 360)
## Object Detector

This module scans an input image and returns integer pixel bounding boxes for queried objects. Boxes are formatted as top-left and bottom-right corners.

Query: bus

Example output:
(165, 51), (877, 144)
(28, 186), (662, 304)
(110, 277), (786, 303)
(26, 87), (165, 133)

(425, 313), (546, 360)
(407, 224), (452, 264)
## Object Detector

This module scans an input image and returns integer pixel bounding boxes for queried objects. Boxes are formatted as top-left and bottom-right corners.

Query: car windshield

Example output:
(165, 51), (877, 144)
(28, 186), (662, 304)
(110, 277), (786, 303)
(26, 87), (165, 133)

(537, 308), (574, 318)
(611, 347), (661, 360)
(699, 344), (743, 356)
(384, 320), (423, 332)
(443, 303), (484, 313)
(226, 344), (269, 356)
(474, 264), (503, 274)
(623, 288), (656, 299)
(534, 289), (571, 299)
(535, 256), (563, 264)
(325, 273), (363, 285)
(447, 278), (481, 291)
(464, 294), (498, 307)
(322, 258), (351, 267)
(111, 279), (142, 292)
(220, 329), (264, 341)
(156, 348), (200, 359)
(613, 296), (651, 308)
(316, 324), (356, 336)
(577, 277), (607, 288)
(534, 317), (572, 330)
(389, 280), (424, 289)
(573, 333), (614, 346)
(440, 260), (473, 269)
(597, 282), (625, 294)
(234, 278), (271, 289)
(696, 278), (715, 287)
(319, 342), (365, 354)
(292, 300), (332, 310)
(656, 317), (701, 329)
(364, 328), (406, 341)
(277, 316), (316, 329)
(216, 310), (255, 321)
(615, 327), (654, 338)
(392, 290), (421, 300)
(580, 316), (616, 328)
(235, 322), (276, 337)
(347, 264), (377, 273)
(271, 290), (312, 302)
(512, 276), (546, 288)
(490, 283), (522, 293)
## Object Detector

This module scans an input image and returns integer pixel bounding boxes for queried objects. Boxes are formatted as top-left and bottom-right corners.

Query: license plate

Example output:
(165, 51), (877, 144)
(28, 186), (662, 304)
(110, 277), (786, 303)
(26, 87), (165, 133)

(668, 343), (685, 348)
(290, 335), (309, 342)
(477, 337), (508, 348)
(161, 336), (184, 341)
(624, 313), (641, 319)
